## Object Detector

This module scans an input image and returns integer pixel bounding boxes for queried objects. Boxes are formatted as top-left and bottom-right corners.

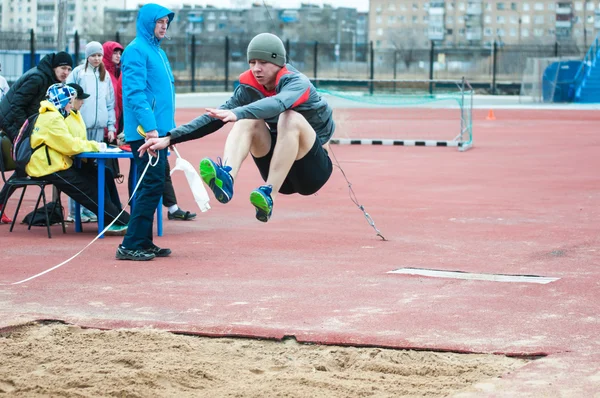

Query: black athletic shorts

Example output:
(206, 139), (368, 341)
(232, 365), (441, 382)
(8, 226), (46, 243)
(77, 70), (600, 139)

(252, 130), (333, 195)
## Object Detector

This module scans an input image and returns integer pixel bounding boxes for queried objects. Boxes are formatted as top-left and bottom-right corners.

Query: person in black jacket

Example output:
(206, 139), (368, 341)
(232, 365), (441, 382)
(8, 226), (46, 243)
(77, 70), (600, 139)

(0, 51), (73, 224)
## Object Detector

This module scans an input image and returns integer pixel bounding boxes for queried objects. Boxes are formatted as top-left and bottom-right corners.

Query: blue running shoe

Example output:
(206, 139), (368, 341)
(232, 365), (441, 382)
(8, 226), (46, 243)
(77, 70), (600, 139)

(200, 157), (234, 204)
(249, 185), (273, 222)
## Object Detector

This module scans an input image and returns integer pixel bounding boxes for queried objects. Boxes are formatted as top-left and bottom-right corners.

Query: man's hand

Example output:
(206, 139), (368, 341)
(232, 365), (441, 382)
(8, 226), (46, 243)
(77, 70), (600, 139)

(107, 130), (116, 143)
(138, 136), (170, 157)
(206, 108), (237, 123)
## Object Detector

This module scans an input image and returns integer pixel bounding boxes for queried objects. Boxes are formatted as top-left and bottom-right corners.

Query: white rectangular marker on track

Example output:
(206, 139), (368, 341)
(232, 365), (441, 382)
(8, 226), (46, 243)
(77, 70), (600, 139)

(388, 268), (560, 284)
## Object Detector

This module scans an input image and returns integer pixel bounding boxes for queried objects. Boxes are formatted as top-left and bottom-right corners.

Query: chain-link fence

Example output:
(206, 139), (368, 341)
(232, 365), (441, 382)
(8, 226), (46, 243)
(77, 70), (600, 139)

(0, 30), (587, 95)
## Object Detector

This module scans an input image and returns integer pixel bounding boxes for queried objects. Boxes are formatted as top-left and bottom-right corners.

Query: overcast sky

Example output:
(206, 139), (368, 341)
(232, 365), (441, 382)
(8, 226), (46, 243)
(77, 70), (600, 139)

(126, 0), (369, 12)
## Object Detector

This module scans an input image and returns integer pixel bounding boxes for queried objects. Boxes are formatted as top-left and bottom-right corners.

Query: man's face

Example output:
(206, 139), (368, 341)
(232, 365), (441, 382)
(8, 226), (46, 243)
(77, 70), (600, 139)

(73, 98), (84, 111)
(249, 60), (280, 90)
(53, 65), (72, 82)
(111, 50), (122, 66)
(154, 17), (169, 40)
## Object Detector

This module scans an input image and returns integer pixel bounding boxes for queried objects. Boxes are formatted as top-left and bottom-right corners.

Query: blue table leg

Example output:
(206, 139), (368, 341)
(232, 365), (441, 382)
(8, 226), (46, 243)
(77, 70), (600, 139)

(97, 158), (106, 238)
(74, 158), (82, 233)
(157, 196), (163, 236)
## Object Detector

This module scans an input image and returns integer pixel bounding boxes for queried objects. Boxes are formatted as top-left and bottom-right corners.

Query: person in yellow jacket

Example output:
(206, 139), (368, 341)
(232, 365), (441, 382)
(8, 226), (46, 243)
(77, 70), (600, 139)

(27, 83), (130, 230)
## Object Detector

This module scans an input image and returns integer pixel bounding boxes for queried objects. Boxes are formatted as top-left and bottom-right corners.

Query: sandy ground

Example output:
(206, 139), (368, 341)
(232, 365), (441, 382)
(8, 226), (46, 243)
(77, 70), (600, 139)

(0, 322), (528, 397)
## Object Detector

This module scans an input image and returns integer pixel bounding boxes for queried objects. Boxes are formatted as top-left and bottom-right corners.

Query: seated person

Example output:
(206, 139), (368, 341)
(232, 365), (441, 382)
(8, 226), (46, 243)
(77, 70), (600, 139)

(65, 83), (125, 228)
(26, 83), (129, 234)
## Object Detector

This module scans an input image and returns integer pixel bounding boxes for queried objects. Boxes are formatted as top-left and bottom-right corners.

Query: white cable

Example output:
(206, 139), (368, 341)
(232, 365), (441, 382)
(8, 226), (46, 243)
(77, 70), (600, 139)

(1, 151), (159, 286)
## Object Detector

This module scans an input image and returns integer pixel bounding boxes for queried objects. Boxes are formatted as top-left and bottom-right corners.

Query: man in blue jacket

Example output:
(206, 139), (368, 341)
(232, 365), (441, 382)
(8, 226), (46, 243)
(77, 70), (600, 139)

(116, 3), (175, 261)
(139, 33), (335, 224)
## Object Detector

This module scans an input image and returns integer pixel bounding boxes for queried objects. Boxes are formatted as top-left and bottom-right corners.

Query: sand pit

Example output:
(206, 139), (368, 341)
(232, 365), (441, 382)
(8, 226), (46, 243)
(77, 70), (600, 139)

(0, 322), (529, 397)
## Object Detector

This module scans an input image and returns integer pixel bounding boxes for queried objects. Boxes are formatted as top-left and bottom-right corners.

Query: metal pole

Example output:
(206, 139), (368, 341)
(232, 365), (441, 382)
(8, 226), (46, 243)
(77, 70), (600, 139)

(429, 41), (435, 95)
(393, 50), (397, 93)
(285, 39), (290, 63)
(57, 0), (67, 51)
(492, 40), (498, 95)
(74, 31), (79, 65)
(29, 29), (36, 68)
(224, 36), (230, 92)
(191, 35), (196, 92)
(313, 41), (318, 87)
(369, 41), (374, 95)
(554, 41), (559, 57)
(116, 31), (121, 44)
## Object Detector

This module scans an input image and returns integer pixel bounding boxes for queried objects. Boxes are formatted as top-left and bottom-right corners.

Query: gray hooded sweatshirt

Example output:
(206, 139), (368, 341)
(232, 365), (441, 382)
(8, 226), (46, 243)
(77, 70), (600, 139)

(169, 64), (334, 145)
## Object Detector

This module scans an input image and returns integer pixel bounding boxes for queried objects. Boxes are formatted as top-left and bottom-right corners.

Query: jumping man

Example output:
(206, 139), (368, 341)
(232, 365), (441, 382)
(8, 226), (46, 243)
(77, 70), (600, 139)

(139, 33), (335, 222)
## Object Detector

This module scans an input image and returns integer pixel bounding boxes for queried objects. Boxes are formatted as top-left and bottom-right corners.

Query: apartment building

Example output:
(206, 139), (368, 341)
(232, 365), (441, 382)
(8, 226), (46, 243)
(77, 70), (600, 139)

(369, 1), (600, 48)
(105, 3), (367, 46)
(0, 0), (111, 38)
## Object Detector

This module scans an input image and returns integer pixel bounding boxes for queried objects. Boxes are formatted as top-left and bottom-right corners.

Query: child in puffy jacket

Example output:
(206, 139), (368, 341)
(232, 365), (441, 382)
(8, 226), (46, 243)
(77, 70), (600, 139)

(27, 83), (129, 231)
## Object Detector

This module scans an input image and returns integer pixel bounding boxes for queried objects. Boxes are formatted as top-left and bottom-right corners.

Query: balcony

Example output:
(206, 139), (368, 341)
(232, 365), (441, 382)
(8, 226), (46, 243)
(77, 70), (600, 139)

(428, 7), (445, 16)
(555, 20), (572, 28)
(428, 28), (445, 40)
(466, 4), (482, 15)
(466, 27), (482, 40)
(556, 6), (573, 15)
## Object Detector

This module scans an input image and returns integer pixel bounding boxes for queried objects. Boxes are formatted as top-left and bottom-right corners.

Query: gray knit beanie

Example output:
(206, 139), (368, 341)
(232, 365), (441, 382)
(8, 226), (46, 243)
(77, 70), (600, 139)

(247, 33), (286, 67)
(85, 41), (104, 59)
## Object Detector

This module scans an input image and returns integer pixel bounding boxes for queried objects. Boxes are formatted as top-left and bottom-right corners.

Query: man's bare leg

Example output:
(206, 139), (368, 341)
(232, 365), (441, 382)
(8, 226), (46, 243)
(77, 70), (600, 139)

(222, 119), (271, 180)
(200, 119), (272, 204)
(265, 110), (317, 201)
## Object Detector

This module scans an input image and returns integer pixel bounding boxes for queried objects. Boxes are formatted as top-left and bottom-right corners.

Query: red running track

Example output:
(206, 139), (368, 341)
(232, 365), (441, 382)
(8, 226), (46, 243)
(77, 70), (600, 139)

(1, 108), (599, 396)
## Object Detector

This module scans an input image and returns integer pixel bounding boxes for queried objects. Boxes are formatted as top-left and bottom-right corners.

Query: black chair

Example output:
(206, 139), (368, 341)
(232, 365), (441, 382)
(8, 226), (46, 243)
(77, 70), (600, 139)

(0, 133), (66, 238)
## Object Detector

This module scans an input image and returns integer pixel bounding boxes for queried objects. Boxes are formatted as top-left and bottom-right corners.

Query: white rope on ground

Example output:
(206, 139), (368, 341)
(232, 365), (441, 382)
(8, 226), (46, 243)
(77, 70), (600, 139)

(0, 152), (160, 286)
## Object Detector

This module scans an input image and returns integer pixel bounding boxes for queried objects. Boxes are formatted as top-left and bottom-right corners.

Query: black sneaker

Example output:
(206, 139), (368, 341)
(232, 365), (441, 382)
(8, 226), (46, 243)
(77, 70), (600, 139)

(167, 209), (197, 221)
(116, 245), (155, 261)
(144, 244), (172, 257)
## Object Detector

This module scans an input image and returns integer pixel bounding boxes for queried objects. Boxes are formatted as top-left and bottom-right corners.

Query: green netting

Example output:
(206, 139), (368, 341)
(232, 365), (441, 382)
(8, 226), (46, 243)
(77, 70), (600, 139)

(316, 79), (474, 151)
(316, 89), (465, 106)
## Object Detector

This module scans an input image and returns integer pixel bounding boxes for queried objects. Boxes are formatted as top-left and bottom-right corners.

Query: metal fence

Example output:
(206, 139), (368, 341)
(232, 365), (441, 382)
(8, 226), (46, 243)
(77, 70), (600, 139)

(0, 30), (587, 95)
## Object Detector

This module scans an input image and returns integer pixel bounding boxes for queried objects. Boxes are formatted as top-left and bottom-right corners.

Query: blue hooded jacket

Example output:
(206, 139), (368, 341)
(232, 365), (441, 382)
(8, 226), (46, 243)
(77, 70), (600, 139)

(121, 4), (175, 142)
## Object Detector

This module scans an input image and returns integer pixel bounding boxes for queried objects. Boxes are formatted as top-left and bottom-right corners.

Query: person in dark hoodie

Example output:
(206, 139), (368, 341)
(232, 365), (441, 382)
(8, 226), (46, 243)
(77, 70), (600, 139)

(0, 51), (73, 224)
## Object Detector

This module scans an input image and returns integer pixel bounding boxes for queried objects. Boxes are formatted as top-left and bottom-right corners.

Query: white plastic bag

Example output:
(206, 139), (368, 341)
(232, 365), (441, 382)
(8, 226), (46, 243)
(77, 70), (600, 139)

(170, 147), (211, 212)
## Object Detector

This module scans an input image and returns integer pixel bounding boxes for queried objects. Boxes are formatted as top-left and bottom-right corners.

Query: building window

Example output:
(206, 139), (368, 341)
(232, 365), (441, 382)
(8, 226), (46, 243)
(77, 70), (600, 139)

(413, 3), (418, 11)
(446, 16), (454, 24)
(534, 15), (544, 24)
(484, 27), (492, 36)
(497, 16), (506, 24)
(510, 16), (518, 24)
(376, 16), (382, 24)
(534, 2), (544, 10)
(497, 28), (505, 36)
(484, 15), (491, 23)
(497, 2), (505, 10)
(534, 28), (544, 36)
(511, 2), (517, 10)
(575, 2), (583, 11)
(523, 2), (530, 11)
(521, 28), (529, 37)
(510, 27), (517, 36)
(522, 15), (530, 24)
(377, 28), (383, 36)
(388, 2), (395, 11)
(388, 16), (395, 24)
(412, 15), (418, 23)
